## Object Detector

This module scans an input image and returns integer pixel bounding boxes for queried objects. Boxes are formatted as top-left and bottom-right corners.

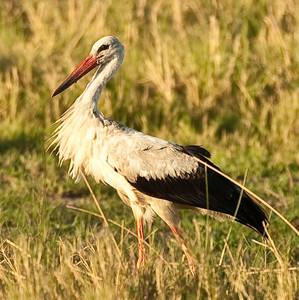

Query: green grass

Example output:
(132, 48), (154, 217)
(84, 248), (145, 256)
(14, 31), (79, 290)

(0, 0), (298, 298)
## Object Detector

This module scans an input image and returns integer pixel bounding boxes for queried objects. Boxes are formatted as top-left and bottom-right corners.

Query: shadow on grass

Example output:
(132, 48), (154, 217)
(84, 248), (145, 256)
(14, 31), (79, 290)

(0, 130), (45, 154)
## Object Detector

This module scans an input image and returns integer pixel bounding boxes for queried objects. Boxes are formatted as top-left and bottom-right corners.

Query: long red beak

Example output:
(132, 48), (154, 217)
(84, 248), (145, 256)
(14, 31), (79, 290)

(52, 54), (98, 97)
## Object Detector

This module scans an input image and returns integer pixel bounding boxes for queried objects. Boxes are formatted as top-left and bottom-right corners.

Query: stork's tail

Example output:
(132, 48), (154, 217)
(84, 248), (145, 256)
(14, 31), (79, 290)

(233, 191), (269, 238)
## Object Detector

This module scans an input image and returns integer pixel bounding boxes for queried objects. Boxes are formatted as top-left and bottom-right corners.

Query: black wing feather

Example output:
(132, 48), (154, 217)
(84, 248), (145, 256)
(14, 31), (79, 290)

(182, 144), (211, 158)
(129, 144), (269, 236)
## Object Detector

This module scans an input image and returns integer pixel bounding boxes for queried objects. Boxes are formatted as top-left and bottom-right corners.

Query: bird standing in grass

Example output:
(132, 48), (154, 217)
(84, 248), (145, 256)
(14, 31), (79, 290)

(51, 36), (268, 276)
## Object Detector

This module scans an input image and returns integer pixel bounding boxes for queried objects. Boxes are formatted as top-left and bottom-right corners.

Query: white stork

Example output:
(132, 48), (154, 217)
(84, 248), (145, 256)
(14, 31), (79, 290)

(51, 36), (268, 276)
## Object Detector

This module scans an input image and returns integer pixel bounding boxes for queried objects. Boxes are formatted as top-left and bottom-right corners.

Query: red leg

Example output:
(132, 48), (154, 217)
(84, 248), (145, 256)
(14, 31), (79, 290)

(136, 217), (145, 269)
(170, 226), (196, 277)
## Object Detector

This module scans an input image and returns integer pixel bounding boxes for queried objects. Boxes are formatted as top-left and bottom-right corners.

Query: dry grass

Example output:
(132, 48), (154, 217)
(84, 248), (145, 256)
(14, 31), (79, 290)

(0, 0), (298, 298)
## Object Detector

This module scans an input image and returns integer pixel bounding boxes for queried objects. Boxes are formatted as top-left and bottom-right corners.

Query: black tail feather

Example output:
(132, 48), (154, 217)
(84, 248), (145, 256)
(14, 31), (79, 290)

(233, 192), (269, 238)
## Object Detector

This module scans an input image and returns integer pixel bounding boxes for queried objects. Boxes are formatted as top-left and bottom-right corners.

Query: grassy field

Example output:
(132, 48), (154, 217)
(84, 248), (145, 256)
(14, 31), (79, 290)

(0, 0), (298, 298)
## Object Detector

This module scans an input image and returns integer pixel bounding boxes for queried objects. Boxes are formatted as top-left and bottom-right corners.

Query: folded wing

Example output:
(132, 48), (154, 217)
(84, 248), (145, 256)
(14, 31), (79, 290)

(106, 129), (268, 236)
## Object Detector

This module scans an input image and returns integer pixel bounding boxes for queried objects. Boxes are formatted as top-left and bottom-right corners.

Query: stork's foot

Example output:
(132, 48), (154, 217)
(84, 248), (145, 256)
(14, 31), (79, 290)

(186, 256), (196, 277)
(182, 242), (196, 277)
(170, 226), (196, 277)
(137, 251), (145, 269)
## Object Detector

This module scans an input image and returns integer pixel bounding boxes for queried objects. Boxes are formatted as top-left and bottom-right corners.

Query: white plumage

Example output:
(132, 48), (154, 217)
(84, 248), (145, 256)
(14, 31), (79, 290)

(51, 36), (268, 276)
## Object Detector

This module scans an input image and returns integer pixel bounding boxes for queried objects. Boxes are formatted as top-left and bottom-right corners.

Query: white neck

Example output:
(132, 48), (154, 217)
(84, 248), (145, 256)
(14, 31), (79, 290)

(78, 55), (123, 110)
(51, 51), (124, 179)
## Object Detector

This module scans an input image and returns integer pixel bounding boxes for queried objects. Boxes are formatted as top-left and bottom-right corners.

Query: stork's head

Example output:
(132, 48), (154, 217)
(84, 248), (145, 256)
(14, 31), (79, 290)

(91, 36), (124, 64)
(52, 36), (124, 97)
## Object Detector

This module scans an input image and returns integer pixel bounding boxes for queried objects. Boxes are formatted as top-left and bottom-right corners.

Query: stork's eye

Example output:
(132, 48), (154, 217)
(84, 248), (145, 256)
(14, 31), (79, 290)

(98, 44), (109, 52)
